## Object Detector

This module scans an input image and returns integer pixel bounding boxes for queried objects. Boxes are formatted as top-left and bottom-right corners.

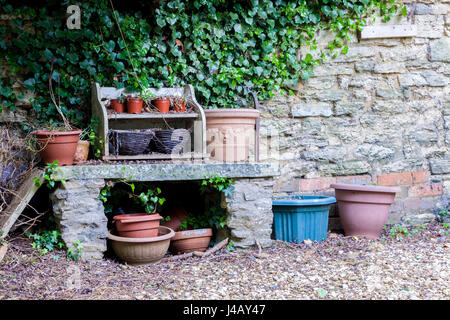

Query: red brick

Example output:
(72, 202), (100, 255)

(411, 171), (430, 184)
(408, 182), (443, 197)
(336, 175), (372, 185)
(300, 177), (336, 192)
(377, 172), (412, 186)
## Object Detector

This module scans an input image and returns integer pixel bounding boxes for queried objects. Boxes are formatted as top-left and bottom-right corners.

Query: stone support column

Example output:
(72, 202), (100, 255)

(50, 179), (107, 260)
(225, 178), (274, 248)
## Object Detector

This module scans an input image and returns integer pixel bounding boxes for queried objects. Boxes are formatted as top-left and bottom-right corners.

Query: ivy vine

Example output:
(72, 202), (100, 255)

(0, 0), (404, 130)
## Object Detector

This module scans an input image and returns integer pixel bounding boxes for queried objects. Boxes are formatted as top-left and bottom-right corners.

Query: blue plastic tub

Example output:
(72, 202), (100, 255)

(272, 195), (336, 243)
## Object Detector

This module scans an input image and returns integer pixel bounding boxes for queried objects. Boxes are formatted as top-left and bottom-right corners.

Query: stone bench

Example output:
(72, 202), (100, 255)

(50, 162), (280, 260)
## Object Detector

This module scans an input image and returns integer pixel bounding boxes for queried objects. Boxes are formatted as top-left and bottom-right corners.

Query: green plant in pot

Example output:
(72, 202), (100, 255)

(101, 180), (167, 238)
(168, 175), (234, 254)
(33, 65), (82, 166)
(110, 93), (127, 113)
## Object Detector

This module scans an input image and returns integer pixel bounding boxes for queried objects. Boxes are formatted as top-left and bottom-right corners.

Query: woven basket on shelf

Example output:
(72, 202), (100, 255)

(109, 129), (155, 155)
(152, 129), (190, 154)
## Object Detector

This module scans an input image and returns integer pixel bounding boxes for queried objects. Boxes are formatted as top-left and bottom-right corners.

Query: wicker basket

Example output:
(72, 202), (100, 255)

(152, 129), (190, 154)
(109, 129), (155, 155)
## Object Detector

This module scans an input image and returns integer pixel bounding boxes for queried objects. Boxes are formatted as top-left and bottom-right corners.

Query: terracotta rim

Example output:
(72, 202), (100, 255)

(330, 183), (401, 193)
(204, 108), (260, 119)
(34, 129), (82, 136)
(172, 228), (213, 241)
(107, 226), (175, 243)
(113, 213), (162, 222)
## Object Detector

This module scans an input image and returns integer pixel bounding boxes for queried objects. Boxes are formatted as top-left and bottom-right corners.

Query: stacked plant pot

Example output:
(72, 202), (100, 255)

(108, 213), (175, 265)
(161, 207), (213, 254)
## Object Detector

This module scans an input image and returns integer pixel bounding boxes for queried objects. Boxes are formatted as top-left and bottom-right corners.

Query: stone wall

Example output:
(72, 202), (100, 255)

(261, 0), (450, 227)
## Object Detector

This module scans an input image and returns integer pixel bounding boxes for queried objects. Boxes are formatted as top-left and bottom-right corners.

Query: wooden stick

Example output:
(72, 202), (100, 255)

(253, 240), (266, 259)
(0, 243), (8, 264)
(202, 238), (229, 257)
(161, 238), (229, 262)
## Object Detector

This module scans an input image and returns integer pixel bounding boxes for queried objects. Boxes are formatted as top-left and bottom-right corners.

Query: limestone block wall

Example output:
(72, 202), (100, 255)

(260, 0), (450, 227)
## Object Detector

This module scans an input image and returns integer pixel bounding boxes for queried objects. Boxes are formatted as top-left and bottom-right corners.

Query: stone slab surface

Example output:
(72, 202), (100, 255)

(55, 162), (280, 181)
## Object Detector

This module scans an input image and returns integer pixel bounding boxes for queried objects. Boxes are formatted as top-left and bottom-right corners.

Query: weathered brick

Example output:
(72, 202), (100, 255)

(408, 182), (443, 197)
(411, 171), (430, 184)
(430, 159), (450, 174)
(300, 177), (337, 192)
(291, 102), (333, 117)
(401, 198), (438, 212)
(377, 172), (412, 186)
(273, 179), (300, 193)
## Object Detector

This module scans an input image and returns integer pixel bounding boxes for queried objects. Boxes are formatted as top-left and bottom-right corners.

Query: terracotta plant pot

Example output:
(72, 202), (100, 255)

(113, 213), (162, 238)
(169, 228), (213, 254)
(204, 108), (259, 162)
(126, 98), (144, 114)
(110, 99), (125, 113)
(34, 129), (82, 166)
(108, 226), (175, 265)
(173, 101), (185, 112)
(330, 183), (401, 239)
(153, 98), (170, 113)
(161, 207), (189, 231)
(73, 140), (90, 164)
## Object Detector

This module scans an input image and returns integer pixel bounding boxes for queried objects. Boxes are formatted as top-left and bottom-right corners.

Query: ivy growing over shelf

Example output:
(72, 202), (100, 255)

(0, 0), (405, 129)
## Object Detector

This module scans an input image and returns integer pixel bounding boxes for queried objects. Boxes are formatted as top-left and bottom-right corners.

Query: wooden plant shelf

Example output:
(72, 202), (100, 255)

(103, 152), (209, 161)
(107, 112), (199, 120)
(91, 83), (208, 161)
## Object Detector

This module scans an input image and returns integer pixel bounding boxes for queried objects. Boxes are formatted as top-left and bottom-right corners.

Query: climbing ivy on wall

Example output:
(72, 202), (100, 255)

(0, 0), (405, 129)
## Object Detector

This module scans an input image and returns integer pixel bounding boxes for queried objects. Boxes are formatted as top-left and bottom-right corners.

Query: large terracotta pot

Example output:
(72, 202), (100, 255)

(330, 183), (401, 239)
(108, 226), (175, 265)
(204, 109), (259, 163)
(160, 207), (188, 231)
(169, 228), (213, 254)
(73, 140), (90, 164)
(113, 213), (162, 238)
(34, 129), (82, 166)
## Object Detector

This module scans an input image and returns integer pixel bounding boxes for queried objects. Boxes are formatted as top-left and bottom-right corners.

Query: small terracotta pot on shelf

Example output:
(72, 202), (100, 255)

(110, 99), (125, 113)
(169, 228), (213, 254)
(126, 98), (144, 114)
(153, 98), (170, 113)
(173, 101), (186, 112)
(113, 213), (162, 238)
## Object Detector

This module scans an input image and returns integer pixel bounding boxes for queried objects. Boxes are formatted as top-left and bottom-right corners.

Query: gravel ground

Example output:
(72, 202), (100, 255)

(0, 220), (448, 300)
